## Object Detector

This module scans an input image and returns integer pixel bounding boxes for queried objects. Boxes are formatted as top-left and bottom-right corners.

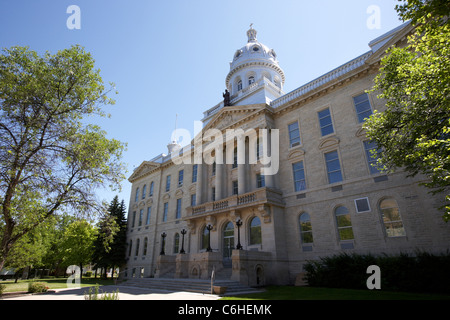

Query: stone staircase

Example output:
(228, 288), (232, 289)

(121, 277), (262, 296)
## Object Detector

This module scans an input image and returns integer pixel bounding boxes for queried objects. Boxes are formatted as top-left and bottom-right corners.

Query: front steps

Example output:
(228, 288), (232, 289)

(122, 277), (262, 296)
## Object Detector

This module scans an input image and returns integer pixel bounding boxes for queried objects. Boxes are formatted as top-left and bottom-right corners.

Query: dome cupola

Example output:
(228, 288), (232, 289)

(225, 25), (285, 106)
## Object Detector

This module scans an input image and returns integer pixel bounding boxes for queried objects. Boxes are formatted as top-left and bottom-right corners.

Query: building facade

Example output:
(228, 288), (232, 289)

(124, 24), (450, 286)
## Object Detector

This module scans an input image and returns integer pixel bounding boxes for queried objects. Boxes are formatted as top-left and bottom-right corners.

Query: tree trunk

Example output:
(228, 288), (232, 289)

(79, 263), (83, 281)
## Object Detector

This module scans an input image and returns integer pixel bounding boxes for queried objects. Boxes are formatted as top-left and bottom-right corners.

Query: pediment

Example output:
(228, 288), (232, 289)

(365, 21), (415, 65)
(318, 136), (340, 150)
(128, 161), (161, 182)
(203, 104), (268, 132)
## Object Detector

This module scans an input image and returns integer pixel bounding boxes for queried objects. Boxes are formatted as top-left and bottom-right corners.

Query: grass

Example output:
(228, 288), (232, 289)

(1, 277), (116, 293)
(220, 286), (450, 300)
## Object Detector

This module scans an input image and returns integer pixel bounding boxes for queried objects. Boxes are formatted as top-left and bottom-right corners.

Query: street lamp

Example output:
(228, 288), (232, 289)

(236, 218), (243, 250)
(180, 228), (187, 254)
(160, 232), (167, 255)
(206, 224), (213, 252)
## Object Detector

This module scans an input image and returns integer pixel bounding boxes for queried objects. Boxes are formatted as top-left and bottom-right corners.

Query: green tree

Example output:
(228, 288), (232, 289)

(60, 219), (97, 280)
(365, 0), (450, 221)
(0, 45), (127, 271)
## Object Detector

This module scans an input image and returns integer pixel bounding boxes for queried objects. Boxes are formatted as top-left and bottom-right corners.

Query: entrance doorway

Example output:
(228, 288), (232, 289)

(223, 222), (234, 266)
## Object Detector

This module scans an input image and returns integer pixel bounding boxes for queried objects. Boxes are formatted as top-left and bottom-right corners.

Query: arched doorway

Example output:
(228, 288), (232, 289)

(222, 222), (234, 265)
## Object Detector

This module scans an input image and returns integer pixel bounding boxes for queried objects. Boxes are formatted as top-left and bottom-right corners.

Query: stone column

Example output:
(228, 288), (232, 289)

(215, 150), (223, 200)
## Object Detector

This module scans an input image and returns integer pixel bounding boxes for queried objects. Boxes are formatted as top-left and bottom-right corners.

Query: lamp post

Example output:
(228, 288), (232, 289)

(206, 224), (213, 252)
(160, 232), (167, 255)
(236, 218), (243, 250)
(180, 228), (187, 254)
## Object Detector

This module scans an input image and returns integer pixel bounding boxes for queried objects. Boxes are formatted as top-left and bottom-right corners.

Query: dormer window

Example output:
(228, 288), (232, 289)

(252, 45), (260, 52)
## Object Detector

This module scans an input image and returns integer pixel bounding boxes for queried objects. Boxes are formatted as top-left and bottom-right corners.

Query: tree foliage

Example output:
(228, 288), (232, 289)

(0, 45), (127, 271)
(365, 0), (450, 221)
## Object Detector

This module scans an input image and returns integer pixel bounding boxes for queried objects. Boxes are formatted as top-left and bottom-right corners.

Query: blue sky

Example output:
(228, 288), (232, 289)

(0, 0), (403, 208)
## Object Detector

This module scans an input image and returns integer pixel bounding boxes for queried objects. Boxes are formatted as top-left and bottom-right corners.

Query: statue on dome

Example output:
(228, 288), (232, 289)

(223, 89), (231, 106)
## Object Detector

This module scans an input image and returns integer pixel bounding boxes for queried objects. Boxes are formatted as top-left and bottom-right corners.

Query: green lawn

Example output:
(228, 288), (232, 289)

(220, 286), (450, 300)
(1, 277), (116, 293)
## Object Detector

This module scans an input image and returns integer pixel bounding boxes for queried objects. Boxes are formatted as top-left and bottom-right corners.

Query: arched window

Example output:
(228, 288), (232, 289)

(128, 240), (133, 256)
(249, 217), (262, 245)
(248, 76), (255, 85)
(135, 187), (139, 202)
(149, 181), (154, 196)
(174, 233), (180, 253)
(299, 213), (313, 244)
(380, 198), (406, 237)
(223, 222), (234, 259)
(237, 80), (243, 91)
(135, 238), (140, 256)
(335, 206), (354, 240)
(143, 237), (148, 255)
(142, 184), (147, 199)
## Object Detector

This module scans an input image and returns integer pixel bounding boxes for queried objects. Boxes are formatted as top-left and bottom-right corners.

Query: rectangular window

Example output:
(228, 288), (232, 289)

(212, 187), (216, 201)
(232, 181), (238, 195)
(149, 182), (154, 196)
(165, 175), (171, 192)
(318, 108), (334, 136)
(325, 151), (343, 184)
(178, 170), (184, 187)
(191, 194), (196, 206)
(132, 211), (136, 227)
(232, 148), (238, 168)
(364, 140), (382, 174)
(212, 162), (216, 176)
(353, 92), (373, 123)
(192, 164), (198, 183)
(292, 161), (306, 192)
(163, 202), (168, 222)
(256, 173), (265, 188)
(146, 207), (151, 225)
(355, 197), (371, 213)
(288, 121), (301, 147)
(176, 198), (182, 219)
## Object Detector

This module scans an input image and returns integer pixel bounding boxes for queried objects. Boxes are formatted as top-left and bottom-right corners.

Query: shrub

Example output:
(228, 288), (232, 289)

(0, 284), (5, 296)
(304, 251), (450, 294)
(28, 282), (49, 293)
(84, 271), (92, 277)
(84, 285), (119, 300)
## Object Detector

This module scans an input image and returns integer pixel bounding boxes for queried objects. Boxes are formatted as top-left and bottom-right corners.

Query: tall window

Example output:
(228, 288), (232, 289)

(173, 233), (180, 253)
(138, 209), (143, 226)
(212, 162), (216, 176)
(142, 184), (147, 199)
(178, 170), (184, 187)
(380, 198), (406, 237)
(248, 76), (255, 85)
(192, 164), (198, 183)
(292, 161), (306, 191)
(335, 206), (354, 241)
(162, 202), (168, 222)
(135, 187), (139, 202)
(143, 237), (148, 255)
(353, 92), (373, 123)
(237, 80), (243, 91)
(232, 148), (238, 168)
(325, 151), (343, 184)
(256, 173), (265, 188)
(128, 240), (133, 256)
(318, 108), (334, 136)
(364, 140), (382, 174)
(288, 121), (301, 147)
(191, 194), (196, 206)
(212, 187), (216, 201)
(135, 238), (140, 256)
(176, 198), (182, 219)
(232, 181), (238, 195)
(249, 217), (262, 245)
(299, 213), (313, 244)
(132, 211), (136, 227)
(165, 175), (171, 192)
(149, 181), (154, 196)
(146, 207), (151, 225)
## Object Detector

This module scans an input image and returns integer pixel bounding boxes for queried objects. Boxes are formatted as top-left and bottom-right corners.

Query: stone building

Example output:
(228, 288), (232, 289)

(124, 23), (450, 286)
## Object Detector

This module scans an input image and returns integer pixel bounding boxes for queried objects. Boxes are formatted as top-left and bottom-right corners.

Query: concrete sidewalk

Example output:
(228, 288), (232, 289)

(2, 285), (221, 300)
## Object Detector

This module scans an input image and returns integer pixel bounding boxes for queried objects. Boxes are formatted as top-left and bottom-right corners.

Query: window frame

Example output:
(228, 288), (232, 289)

(318, 107), (334, 137)
(324, 150), (343, 184)
(292, 161), (306, 192)
(288, 121), (301, 148)
(353, 92), (373, 123)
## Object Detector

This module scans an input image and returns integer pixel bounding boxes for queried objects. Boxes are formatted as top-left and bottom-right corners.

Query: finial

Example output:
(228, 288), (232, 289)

(247, 24), (257, 42)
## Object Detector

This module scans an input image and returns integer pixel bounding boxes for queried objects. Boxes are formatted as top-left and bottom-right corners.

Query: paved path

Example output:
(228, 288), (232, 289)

(2, 285), (221, 300)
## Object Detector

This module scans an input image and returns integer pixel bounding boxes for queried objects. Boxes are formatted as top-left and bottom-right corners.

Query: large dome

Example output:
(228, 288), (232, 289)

(225, 26), (285, 92)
